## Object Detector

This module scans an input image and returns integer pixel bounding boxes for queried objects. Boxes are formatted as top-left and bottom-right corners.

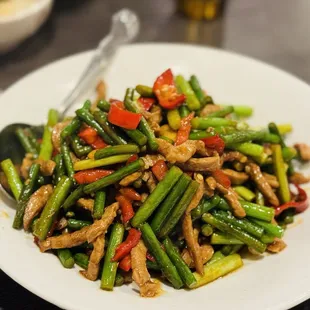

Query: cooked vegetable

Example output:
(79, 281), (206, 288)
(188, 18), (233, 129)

(93, 191), (106, 220)
(16, 127), (38, 155)
(57, 249), (75, 268)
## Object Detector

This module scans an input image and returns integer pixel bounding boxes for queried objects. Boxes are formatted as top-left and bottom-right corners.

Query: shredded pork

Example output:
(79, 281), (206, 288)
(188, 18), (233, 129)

(131, 240), (161, 297)
(222, 169), (249, 185)
(81, 234), (105, 281)
(262, 172), (279, 188)
(141, 154), (165, 169)
(289, 172), (310, 184)
(36, 159), (56, 176)
(178, 156), (221, 172)
(267, 238), (287, 253)
(77, 198), (94, 212)
(52, 120), (71, 151)
(182, 244), (214, 268)
(246, 163), (279, 206)
(119, 172), (142, 186)
(23, 185), (53, 231)
(200, 104), (221, 117)
(222, 151), (247, 163)
(295, 143), (310, 161)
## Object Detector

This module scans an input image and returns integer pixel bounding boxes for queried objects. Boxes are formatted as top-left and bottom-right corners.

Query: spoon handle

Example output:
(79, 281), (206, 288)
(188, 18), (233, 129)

(58, 9), (140, 118)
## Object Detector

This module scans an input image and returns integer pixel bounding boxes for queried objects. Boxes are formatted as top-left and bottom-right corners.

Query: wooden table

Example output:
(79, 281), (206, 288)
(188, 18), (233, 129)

(0, 0), (309, 309)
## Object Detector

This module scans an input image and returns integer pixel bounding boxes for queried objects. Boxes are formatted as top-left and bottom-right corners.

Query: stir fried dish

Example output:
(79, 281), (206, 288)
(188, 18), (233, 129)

(2, 69), (309, 297)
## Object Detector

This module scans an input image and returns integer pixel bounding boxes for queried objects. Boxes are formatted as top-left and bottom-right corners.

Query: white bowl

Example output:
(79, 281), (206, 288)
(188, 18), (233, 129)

(0, 0), (53, 53)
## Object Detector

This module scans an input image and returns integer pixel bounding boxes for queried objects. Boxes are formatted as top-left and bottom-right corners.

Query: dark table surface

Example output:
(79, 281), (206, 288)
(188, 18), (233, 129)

(1, 0), (310, 309)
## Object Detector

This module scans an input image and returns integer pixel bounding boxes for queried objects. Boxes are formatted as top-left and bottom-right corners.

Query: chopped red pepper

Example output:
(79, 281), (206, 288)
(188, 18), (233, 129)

(118, 254), (131, 272)
(119, 187), (142, 201)
(153, 69), (185, 110)
(212, 169), (231, 188)
(109, 99), (125, 109)
(201, 134), (225, 154)
(152, 160), (168, 181)
(138, 97), (156, 111)
(116, 194), (135, 223)
(126, 154), (139, 165)
(275, 184), (309, 216)
(74, 169), (114, 184)
(175, 112), (195, 146)
(112, 228), (141, 262)
(108, 103), (142, 130)
(78, 127), (107, 149)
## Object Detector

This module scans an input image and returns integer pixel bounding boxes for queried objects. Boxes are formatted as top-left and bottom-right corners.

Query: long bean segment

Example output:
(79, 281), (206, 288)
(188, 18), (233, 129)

(222, 130), (266, 146)
(93, 191), (106, 220)
(34, 176), (72, 240)
(1, 158), (23, 200)
(101, 223), (124, 290)
(192, 117), (237, 129)
(94, 145), (139, 160)
(132, 166), (183, 227)
(15, 128), (38, 155)
(189, 75), (206, 105)
(141, 223), (183, 289)
(57, 249), (75, 268)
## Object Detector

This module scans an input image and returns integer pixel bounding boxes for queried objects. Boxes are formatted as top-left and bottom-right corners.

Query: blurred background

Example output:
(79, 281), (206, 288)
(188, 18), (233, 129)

(1, 0), (310, 309)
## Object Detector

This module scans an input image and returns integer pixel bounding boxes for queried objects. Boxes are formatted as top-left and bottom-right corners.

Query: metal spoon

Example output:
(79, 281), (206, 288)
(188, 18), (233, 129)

(0, 8), (140, 199)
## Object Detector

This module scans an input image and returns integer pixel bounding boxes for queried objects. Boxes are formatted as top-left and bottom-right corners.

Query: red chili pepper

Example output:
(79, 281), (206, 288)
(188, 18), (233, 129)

(201, 134), (225, 154)
(275, 184), (309, 216)
(151, 160), (168, 181)
(118, 254), (131, 272)
(119, 187), (142, 201)
(175, 112), (195, 146)
(74, 169), (114, 184)
(78, 127), (108, 149)
(153, 69), (185, 110)
(126, 154), (139, 165)
(212, 169), (231, 188)
(146, 252), (156, 262)
(109, 99), (125, 109)
(108, 103), (142, 130)
(116, 195), (135, 223)
(138, 97), (156, 111)
(112, 228), (141, 262)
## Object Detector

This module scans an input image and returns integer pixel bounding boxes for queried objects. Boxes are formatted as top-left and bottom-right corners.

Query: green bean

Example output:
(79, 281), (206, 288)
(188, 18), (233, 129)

(94, 145), (139, 160)
(271, 144), (290, 203)
(34, 176), (73, 240)
(206, 251), (225, 266)
(167, 109), (181, 130)
(74, 253), (89, 269)
(213, 126), (237, 135)
(61, 117), (81, 140)
(268, 122), (285, 148)
(135, 84), (154, 97)
(277, 124), (292, 135)
(132, 166), (183, 227)
(57, 249), (75, 268)
(202, 213), (266, 253)
(52, 154), (64, 184)
(282, 146), (297, 162)
(84, 159), (144, 194)
(47, 109), (59, 127)
(115, 273), (125, 286)
(101, 223), (124, 290)
(189, 75), (206, 105)
(191, 254), (243, 289)
(150, 173), (191, 235)
(221, 130), (266, 146)
(175, 75), (200, 110)
(201, 224), (213, 237)
(233, 186), (255, 201)
(93, 191), (106, 220)
(179, 105), (190, 118)
(97, 99), (147, 146)
(71, 135), (92, 158)
(255, 190), (265, 206)
(189, 131), (213, 140)
(212, 210), (264, 238)
(211, 232), (244, 245)
(192, 117), (237, 130)
(61, 143), (75, 181)
(67, 219), (91, 230)
(23, 128), (40, 153)
(15, 128), (38, 155)
(13, 163), (40, 229)
(232, 105), (253, 117)
(221, 245), (233, 256)
(158, 136), (174, 144)
(146, 260), (161, 271)
(158, 180), (200, 238)
(163, 237), (196, 288)
(260, 233), (275, 244)
(229, 142), (264, 157)
(208, 106), (234, 118)
(1, 159), (23, 200)
(260, 133), (281, 144)
(76, 107), (114, 145)
(124, 88), (158, 151)
(191, 195), (220, 220)
(63, 185), (85, 211)
(141, 223), (183, 289)
(93, 110), (127, 145)
(74, 154), (132, 171)
(250, 218), (284, 238)
(230, 244), (243, 254)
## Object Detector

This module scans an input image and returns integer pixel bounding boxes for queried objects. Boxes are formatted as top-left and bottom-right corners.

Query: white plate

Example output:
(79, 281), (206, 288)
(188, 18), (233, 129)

(1, 43), (310, 310)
